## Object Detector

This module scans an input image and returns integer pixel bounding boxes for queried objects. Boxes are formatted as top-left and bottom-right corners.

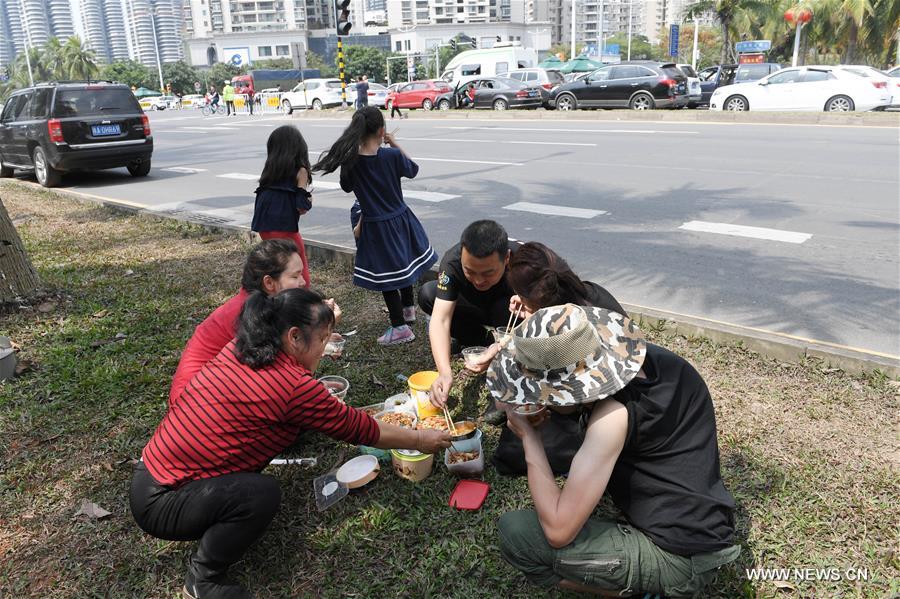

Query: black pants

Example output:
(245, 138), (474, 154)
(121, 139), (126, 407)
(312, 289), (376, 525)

(129, 462), (281, 576)
(418, 279), (511, 346)
(247, 97), (254, 114)
(383, 286), (414, 327)
(226, 100), (235, 115)
(391, 104), (403, 118)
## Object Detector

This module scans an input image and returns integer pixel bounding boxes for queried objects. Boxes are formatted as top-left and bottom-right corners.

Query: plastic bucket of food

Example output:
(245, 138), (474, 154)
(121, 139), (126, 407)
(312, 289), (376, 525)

(407, 371), (441, 419)
(391, 449), (434, 482)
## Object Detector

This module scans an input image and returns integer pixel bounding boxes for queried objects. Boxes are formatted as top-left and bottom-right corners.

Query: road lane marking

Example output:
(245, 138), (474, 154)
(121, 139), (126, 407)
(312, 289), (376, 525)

(503, 202), (606, 219)
(217, 173), (259, 180)
(400, 136), (596, 147)
(405, 190), (459, 202)
(679, 220), (812, 244)
(435, 126), (699, 134)
(180, 126), (239, 131)
(313, 181), (343, 190)
(162, 167), (207, 173)
(414, 156), (523, 166)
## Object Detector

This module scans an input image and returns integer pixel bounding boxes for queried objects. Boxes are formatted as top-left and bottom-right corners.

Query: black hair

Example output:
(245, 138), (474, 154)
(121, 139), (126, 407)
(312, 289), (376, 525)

(507, 242), (591, 309)
(312, 106), (384, 176)
(460, 220), (509, 259)
(259, 125), (312, 188)
(235, 288), (335, 369)
(240, 239), (300, 293)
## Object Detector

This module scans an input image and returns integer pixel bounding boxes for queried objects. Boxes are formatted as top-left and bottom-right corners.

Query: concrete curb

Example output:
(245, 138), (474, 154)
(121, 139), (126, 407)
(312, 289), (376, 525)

(9, 181), (898, 379)
(291, 107), (900, 127)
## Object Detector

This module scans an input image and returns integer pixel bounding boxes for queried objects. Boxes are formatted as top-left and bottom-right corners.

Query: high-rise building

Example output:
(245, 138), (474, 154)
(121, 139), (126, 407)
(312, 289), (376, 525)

(386, 0), (526, 28)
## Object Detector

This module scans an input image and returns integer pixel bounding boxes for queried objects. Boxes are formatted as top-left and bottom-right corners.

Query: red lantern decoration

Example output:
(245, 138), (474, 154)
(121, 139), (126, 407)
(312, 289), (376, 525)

(784, 8), (795, 23)
(785, 6), (812, 25)
(797, 8), (812, 23)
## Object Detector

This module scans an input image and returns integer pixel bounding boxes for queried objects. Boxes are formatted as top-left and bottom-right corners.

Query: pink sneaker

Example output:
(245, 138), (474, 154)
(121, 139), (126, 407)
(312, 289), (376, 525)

(402, 306), (416, 323)
(378, 325), (415, 346)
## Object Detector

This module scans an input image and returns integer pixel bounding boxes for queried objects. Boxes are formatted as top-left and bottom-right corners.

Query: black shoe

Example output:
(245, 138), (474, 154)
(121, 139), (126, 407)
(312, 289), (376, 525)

(184, 560), (250, 599)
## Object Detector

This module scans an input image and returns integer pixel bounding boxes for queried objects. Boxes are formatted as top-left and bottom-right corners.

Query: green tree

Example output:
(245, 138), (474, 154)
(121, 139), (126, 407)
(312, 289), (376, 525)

(161, 60), (200, 95)
(62, 36), (99, 80)
(252, 58), (295, 69)
(101, 59), (155, 89)
(606, 33), (658, 60)
(305, 51), (337, 77)
(343, 45), (389, 82)
(686, 0), (770, 63)
(204, 62), (241, 92)
(42, 37), (66, 79)
(654, 25), (723, 67)
(548, 43), (571, 61)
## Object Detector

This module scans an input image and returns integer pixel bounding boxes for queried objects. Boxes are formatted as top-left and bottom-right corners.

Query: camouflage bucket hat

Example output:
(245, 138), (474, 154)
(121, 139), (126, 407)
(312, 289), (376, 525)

(486, 304), (646, 406)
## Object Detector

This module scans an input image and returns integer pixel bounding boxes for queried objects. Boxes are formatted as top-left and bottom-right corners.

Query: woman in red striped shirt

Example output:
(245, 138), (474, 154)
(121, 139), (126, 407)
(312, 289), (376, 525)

(130, 288), (450, 599)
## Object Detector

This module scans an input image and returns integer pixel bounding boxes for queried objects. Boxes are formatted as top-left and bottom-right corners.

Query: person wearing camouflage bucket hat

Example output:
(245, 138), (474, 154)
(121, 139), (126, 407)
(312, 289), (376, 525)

(486, 304), (646, 406)
(492, 305), (740, 598)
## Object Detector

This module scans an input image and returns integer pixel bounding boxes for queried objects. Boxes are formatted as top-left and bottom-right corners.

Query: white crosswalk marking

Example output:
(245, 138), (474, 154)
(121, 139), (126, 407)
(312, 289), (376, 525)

(217, 173), (259, 180)
(503, 202), (606, 219)
(679, 221), (812, 244)
(404, 190), (459, 202)
(162, 167), (207, 173)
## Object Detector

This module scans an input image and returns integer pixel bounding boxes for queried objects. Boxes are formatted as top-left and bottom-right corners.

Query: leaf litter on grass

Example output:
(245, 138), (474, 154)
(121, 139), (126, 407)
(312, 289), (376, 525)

(0, 181), (898, 598)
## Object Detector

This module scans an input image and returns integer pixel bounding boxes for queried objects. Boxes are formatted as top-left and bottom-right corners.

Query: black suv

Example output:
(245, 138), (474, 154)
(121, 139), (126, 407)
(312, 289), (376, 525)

(548, 61), (689, 110)
(0, 81), (152, 187)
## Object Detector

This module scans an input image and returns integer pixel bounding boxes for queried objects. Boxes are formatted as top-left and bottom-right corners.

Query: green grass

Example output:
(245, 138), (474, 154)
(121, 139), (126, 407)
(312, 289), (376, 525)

(1, 182), (897, 598)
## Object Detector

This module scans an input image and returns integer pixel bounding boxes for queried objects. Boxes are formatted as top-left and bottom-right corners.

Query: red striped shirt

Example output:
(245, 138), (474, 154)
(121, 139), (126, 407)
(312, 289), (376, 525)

(144, 341), (380, 487)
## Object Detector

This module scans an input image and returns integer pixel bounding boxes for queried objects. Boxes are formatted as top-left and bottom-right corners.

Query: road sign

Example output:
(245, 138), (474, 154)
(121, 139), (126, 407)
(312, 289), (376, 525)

(194, 81), (201, 91)
(669, 24), (680, 57)
(735, 40), (772, 54)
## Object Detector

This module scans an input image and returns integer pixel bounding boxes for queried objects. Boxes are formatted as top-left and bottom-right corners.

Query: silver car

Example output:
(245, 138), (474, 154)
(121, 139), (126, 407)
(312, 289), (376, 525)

(677, 64), (703, 108)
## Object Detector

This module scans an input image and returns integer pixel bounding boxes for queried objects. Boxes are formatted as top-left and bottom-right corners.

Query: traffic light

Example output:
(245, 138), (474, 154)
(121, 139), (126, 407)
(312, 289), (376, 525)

(335, 0), (351, 36)
(450, 39), (457, 52)
(470, 39), (478, 48)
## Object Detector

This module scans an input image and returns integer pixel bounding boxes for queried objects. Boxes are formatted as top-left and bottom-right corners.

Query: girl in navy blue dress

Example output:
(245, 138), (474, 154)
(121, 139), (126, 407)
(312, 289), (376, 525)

(314, 106), (436, 345)
(251, 125), (313, 287)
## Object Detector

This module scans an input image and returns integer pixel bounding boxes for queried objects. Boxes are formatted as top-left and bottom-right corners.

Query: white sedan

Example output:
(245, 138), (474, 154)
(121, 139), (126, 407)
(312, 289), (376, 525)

(710, 65), (891, 112)
(837, 65), (899, 108)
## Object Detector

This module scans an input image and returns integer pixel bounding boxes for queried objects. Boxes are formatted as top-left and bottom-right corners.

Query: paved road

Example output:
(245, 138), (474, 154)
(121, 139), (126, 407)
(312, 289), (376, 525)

(44, 109), (900, 357)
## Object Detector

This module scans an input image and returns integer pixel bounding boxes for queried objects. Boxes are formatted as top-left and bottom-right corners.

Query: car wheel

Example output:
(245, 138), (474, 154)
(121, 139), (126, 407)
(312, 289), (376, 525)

(422, 98), (433, 110)
(127, 158), (151, 177)
(282, 99), (293, 114)
(438, 99), (450, 110)
(32, 146), (61, 188)
(824, 95), (854, 112)
(724, 95), (749, 111)
(556, 93), (576, 111)
(629, 93), (654, 110)
(0, 155), (13, 178)
(312, 99), (323, 110)
(493, 98), (508, 111)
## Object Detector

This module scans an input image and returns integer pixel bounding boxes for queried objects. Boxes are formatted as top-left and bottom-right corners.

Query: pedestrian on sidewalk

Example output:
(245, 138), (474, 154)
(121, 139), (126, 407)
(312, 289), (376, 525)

(314, 106), (436, 345)
(251, 125), (313, 287)
(355, 75), (369, 109)
(246, 85), (255, 115)
(223, 80), (236, 116)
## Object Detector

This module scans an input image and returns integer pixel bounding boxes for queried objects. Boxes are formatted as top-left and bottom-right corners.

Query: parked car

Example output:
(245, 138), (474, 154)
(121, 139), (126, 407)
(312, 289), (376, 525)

(676, 64), (703, 107)
(549, 62), (689, 110)
(836, 65), (898, 108)
(440, 43), (539, 83)
(434, 77), (543, 110)
(507, 67), (566, 91)
(887, 66), (900, 77)
(180, 94), (204, 108)
(697, 63), (782, 105)
(0, 81), (153, 187)
(387, 80), (452, 111)
(710, 65), (891, 112)
(146, 95), (176, 110)
(361, 82), (390, 108)
(281, 78), (348, 112)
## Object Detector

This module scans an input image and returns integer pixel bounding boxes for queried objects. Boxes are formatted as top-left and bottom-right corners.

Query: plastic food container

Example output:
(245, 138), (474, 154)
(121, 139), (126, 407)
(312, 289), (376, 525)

(407, 371), (441, 419)
(462, 346), (488, 369)
(449, 419), (478, 441)
(336, 454), (380, 489)
(374, 409), (417, 429)
(318, 375), (349, 402)
(391, 449), (434, 482)
(444, 429), (484, 477)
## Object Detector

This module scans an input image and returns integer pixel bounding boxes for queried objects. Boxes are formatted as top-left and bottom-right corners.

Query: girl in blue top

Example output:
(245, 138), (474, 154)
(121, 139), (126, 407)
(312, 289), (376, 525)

(314, 106), (436, 346)
(251, 125), (313, 287)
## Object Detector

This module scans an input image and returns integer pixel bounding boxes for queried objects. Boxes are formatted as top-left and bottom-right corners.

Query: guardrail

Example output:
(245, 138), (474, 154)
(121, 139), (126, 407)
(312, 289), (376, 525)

(138, 92), (287, 114)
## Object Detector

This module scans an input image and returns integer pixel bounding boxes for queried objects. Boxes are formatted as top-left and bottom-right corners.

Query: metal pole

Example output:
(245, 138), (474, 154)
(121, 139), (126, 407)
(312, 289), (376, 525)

(435, 45), (440, 79)
(386, 57), (390, 86)
(791, 22), (803, 67)
(337, 36), (347, 108)
(570, 0), (576, 59)
(896, 27), (899, 65)
(627, 0), (632, 61)
(598, 0), (603, 61)
(19, 0), (34, 86)
(692, 17), (699, 69)
(150, 12), (164, 92)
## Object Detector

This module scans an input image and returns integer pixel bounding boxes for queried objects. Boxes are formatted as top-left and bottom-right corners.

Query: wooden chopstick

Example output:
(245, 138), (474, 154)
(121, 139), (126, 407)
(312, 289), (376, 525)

(442, 404), (458, 435)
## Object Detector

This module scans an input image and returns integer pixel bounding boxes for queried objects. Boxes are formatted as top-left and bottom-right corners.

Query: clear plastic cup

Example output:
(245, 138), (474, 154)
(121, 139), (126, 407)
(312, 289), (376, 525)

(318, 375), (349, 402)
(462, 346), (488, 368)
(324, 336), (346, 357)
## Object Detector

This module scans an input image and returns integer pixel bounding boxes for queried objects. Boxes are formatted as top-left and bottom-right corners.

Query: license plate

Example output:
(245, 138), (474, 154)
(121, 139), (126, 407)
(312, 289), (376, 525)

(528, 90), (537, 97)
(91, 124), (121, 137)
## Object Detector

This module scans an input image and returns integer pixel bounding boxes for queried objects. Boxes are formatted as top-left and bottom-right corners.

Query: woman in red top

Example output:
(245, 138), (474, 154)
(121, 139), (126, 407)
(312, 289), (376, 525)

(169, 239), (340, 403)
(131, 289), (451, 599)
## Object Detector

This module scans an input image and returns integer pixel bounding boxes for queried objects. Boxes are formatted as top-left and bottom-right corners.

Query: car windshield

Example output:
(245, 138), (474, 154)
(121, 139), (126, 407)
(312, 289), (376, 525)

(679, 65), (698, 78)
(735, 64), (774, 81)
(53, 88), (140, 117)
(325, 81), (343, 90)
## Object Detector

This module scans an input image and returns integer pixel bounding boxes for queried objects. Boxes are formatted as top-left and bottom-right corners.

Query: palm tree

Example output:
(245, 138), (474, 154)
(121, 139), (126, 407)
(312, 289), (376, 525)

(686, 0), (774, 63)
(61, 36), (99, 81)
(42, 37), (66, 80)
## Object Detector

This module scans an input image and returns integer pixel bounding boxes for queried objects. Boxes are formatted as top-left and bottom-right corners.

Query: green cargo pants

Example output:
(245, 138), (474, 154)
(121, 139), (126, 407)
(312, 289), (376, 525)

(498, 510), (740, 598)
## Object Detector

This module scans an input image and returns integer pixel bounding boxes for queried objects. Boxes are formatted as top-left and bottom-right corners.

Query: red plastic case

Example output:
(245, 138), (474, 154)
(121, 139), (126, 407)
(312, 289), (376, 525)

(448, 479), (490, 510)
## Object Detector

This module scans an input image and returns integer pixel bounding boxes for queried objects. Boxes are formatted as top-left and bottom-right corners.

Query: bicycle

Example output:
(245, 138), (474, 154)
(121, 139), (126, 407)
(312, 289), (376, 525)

(201, 103), (226, 116)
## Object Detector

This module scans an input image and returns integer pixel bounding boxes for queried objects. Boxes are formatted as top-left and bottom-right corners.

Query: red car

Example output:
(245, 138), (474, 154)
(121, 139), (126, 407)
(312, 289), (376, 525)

(387, 80), (452, 111)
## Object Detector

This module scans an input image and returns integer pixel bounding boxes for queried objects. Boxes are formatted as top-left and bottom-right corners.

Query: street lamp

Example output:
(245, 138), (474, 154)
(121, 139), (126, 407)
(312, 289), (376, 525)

(17, 0), (34, 86)
(133, 7), (166, 92)
(784, 7), (812, 68)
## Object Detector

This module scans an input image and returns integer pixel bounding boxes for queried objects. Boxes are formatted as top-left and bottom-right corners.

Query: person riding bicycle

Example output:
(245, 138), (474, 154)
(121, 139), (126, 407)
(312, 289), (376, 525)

(206, 87), (220, 110)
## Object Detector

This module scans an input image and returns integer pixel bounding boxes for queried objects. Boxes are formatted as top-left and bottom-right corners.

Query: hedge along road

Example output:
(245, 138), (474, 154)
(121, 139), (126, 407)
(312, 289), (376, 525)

(15, 109), (899, 360)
